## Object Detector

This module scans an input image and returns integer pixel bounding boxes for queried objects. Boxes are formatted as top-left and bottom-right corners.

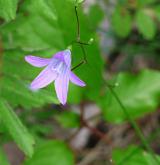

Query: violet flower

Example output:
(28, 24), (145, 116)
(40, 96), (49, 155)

(25, 49), (86, 105)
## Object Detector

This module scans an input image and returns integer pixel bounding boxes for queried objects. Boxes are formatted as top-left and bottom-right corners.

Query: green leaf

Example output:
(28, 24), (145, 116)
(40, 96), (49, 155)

(112, 145), (160, 165)
(68, 0), (84, 4)
(0, 0), (18, 21)
(112, 7), (132, 37)
(137, 0), (156, 7)
(154, 5), (160, 21)
(68, 83), (84, 104)
(135, 10), (156, 40)
(0, 100), (35, 157)
(55, 111), (80, 128)
(88, 4), (104, 29)
(30, 124), (53, 137)
(0, 148), (10, 165)
(24, 140), (74, 165)
(99, 70), (160, 123)
(78, 0), (84, 3)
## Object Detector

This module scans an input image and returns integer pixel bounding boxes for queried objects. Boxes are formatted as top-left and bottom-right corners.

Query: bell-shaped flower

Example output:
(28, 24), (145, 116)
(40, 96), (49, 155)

(25, 49), (86, 105)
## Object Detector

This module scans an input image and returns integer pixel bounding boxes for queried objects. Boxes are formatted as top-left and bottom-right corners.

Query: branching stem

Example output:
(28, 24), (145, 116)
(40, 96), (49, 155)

(71, 0), (87, 71)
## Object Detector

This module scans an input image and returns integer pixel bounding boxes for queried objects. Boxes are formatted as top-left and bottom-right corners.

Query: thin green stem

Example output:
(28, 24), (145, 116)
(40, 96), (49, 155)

(71, 0), (87, 71)
(106, 84), (160, 164)
(75, 1), (80, 42)
(79, 43), (87, 63)
(71, 60), (86, 71)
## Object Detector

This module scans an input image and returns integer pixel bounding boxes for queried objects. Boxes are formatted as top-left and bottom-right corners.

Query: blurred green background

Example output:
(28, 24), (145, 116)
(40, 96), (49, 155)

(0, 0), (160, 164)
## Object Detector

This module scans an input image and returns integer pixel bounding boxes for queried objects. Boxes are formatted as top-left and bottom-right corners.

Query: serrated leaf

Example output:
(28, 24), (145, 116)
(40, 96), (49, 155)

(24, 140), (74, 165)
(99, 70), (160, 123)
(0, 0), (18, 21)
(112, 145), (160, 165)
(112, 7), (132, 37)
(135, 10), (156, 40)
(0, 100), (35, 157)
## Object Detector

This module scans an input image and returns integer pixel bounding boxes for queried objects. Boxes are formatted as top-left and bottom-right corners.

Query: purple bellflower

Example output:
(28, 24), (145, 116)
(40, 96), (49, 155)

(25, 49), (86, 105)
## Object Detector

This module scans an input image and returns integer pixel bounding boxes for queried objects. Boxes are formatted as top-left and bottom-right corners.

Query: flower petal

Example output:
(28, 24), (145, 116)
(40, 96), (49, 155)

(70, 71), (86, 87)
(30, 65), (58, 90)
(63, 50), (71, 68)
(25, 55), (51, 67)
(54, 66), (70, 105)
(53, 49), (71, 68)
